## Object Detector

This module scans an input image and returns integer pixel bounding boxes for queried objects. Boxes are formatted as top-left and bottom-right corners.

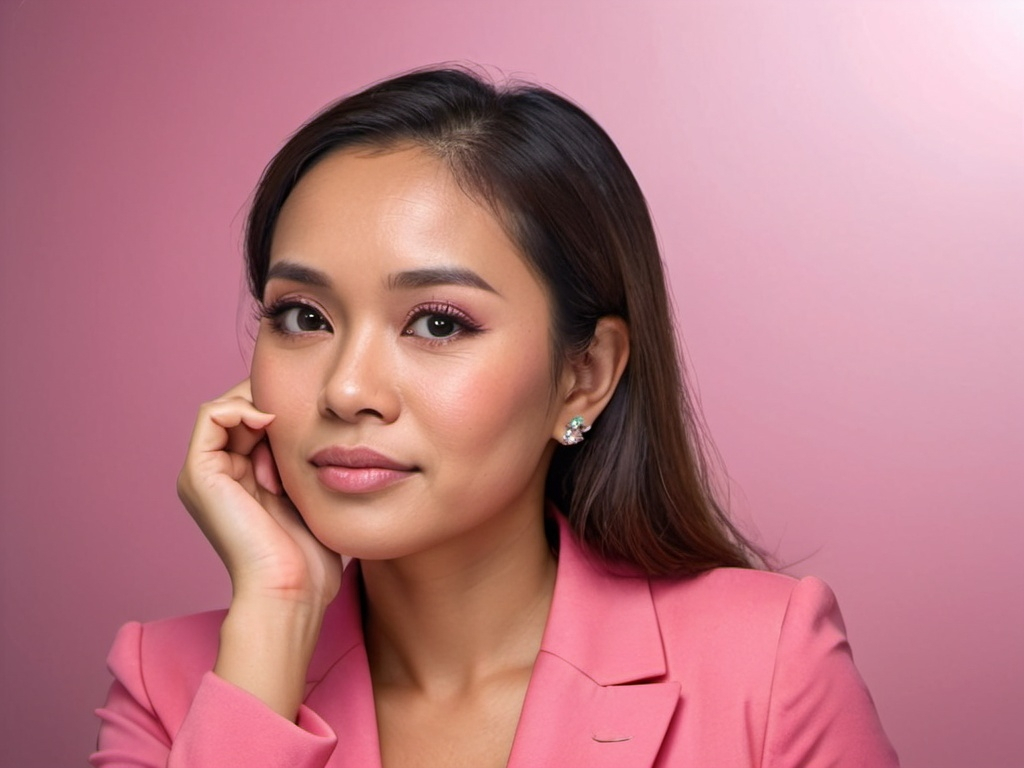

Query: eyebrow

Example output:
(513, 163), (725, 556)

(265, 261), (499, 296)
(265, 261), (332, 288)
(387, 266), (499, 295)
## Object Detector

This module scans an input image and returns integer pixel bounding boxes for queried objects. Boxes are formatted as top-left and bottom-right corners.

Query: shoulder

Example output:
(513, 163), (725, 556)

(646, 569), (846, 707)
(645, 569), (899, 764)
(648, 568), (844, 670)
(108, 609), (226, 674)
(104, 609), (227, 728)
(650, 567), (837, 639)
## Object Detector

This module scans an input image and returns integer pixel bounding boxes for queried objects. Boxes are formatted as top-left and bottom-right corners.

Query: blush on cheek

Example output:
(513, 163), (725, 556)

(249, 346), (271, 412)
(426, 354), (557, 449)
(249, 350), (298, 417)
(249, 354), (307, 495)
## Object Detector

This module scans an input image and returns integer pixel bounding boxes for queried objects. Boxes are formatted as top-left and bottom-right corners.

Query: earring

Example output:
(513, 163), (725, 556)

(560, 415), (591, 446)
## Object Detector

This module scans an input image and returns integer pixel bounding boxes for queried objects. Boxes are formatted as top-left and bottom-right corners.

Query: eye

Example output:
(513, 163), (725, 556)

(262, 301), (332, 335)
(405, 312), (462, 339)
(402, 302), (481, 342)
(280, 305), (330, 333)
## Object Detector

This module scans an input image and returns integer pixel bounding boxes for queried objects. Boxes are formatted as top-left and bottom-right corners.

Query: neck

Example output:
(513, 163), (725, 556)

(361, 511), (556, 696)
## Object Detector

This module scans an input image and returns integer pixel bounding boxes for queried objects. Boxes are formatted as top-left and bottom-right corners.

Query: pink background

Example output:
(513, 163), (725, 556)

(2, 1), (1022, 765)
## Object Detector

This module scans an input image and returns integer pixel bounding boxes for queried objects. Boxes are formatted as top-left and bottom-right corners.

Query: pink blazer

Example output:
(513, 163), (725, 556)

(92, 515), (899, 767)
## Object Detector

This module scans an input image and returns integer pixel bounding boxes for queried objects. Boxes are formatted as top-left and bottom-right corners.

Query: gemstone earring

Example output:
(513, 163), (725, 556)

(560, 415), (591, 446)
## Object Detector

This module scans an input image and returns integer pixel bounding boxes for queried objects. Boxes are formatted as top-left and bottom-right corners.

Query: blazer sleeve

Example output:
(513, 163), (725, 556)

(761, 577), (899, 767)
(90, 621), (338, 768)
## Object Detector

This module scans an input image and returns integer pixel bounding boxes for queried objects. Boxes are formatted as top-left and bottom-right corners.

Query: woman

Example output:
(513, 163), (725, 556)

(92, 67), (898, 767)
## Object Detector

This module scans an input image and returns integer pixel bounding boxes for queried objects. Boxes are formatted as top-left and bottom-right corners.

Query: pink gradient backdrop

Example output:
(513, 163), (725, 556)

(2, 2), (1021, 765)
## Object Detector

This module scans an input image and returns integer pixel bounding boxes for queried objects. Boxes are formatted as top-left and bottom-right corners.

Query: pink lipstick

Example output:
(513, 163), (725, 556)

(309, 446), (417, 494)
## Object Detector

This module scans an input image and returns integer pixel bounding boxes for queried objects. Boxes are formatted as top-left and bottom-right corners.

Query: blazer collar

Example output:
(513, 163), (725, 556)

(507, 513), (679, 767)
(302, 513), (679, 768)
(536, 512), (668, 684)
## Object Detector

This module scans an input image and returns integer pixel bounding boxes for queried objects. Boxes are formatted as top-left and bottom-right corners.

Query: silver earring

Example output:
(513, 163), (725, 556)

(560, 415), (591, 446)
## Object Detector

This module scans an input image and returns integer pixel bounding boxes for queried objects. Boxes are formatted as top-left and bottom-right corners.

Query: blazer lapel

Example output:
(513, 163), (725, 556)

(509, 654), (680, 768)
(507, 515), (680, 768)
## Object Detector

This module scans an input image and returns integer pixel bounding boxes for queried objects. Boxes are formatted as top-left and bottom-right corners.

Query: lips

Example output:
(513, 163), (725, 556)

(309, 446), (417, 494)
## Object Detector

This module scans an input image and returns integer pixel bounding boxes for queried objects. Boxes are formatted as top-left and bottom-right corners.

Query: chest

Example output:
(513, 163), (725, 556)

(373, 667), (533, 768)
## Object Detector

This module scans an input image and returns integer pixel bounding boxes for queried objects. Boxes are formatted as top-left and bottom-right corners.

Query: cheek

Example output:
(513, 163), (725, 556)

(250, 349), (319, 501)
(417, 344), (557, 453)
(249, 343), (280, 414)
(250, 344), (315, 446)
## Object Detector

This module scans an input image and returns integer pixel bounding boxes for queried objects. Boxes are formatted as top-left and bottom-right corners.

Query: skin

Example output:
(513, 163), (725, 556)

(177, 145), (629, 768)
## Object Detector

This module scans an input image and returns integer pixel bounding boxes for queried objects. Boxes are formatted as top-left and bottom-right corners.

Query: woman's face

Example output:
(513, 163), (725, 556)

(251, 145), (568, 562)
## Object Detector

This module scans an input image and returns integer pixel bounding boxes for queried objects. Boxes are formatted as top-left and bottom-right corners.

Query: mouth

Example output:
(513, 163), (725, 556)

(309, 446), (417, 494)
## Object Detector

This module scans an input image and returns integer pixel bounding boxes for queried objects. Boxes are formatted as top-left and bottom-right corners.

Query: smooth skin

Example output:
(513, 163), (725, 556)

(177, 145), (629, 768)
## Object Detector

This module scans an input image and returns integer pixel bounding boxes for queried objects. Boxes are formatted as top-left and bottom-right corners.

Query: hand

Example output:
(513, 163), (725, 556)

(177, 379), (343, 718)
(176, 379), (342, 610)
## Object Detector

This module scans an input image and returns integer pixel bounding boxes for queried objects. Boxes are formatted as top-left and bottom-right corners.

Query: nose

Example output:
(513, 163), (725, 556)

(317, 325), (400, 424)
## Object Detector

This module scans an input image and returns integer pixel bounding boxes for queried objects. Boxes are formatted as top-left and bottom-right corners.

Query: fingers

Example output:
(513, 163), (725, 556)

(187, 382), (275, 458)
(216, 409), (275, 457)
(177, 380), (341, 614)
(179, 379), (278, 506)
(252, 440), (284, 496)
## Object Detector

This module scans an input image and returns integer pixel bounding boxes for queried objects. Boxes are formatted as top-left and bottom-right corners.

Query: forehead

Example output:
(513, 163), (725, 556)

(270, 146), (526, 283)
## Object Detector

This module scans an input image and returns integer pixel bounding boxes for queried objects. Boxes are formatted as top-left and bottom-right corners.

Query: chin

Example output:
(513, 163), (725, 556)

(298, 508), (431, 562)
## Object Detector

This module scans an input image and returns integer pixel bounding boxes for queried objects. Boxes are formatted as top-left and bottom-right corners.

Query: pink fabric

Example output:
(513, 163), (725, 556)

(92, 516), (898, 767)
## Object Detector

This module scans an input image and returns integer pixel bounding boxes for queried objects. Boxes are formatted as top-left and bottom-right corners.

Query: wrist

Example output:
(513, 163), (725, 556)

(215, 597), (327, 720)
(229, 583), (334, 615)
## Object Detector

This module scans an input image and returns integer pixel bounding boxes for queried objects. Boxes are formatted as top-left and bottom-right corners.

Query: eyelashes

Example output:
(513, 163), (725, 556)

(403, 301), (482, 341)
(258, 300), (332, 335)
(257, 298), (483, 343)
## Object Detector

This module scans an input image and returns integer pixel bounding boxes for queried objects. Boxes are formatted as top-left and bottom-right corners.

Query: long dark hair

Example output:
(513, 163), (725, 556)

(246, 66), (764, 575)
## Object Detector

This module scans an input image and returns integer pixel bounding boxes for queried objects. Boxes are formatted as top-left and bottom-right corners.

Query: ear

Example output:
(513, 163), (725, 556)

(554, 316), (630, 442)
